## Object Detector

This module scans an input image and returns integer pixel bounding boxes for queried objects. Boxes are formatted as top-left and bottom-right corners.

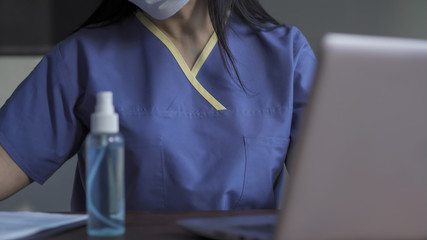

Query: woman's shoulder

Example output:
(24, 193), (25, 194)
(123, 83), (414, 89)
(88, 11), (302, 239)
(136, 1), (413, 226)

(229, 14), (310, 46)
(229, 15), (313, 59)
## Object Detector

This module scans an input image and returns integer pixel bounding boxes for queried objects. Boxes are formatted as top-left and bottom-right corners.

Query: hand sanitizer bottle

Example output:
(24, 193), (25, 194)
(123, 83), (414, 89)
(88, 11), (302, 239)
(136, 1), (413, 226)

(86, 91), (125, 236)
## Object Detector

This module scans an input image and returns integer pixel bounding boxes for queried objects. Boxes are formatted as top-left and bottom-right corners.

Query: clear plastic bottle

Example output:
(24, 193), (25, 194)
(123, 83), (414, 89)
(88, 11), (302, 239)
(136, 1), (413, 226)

(86, 92), (125, 236)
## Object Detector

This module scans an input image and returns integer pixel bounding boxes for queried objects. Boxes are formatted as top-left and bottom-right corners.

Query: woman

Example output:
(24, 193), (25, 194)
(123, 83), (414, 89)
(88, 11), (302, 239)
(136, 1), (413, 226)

(0, 0), (317, 211)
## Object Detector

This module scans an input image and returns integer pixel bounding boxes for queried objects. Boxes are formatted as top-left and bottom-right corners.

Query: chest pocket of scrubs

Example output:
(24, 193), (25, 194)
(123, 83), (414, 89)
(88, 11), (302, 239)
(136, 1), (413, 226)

(124, 138), (166, 210)
(161, 135), (289, 210)
(235, 136), (289, 209)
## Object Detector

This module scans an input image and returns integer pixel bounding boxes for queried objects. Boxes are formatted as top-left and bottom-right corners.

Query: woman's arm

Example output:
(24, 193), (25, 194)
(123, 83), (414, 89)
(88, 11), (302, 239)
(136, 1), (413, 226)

(0, 144), (32, 200)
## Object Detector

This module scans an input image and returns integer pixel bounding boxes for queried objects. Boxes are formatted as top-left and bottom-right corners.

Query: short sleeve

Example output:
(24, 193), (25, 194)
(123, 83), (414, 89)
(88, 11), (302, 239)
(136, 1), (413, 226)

(288, 29), (318, 168)
(0, 46), (86, 184)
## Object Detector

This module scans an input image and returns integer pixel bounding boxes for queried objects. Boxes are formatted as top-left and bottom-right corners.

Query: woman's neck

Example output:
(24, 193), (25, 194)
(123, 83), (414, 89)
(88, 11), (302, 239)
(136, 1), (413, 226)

(144, 0), (214, 68)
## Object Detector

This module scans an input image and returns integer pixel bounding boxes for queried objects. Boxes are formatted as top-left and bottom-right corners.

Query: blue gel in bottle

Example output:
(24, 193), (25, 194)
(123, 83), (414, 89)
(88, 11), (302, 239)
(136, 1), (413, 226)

(86, 92), (125, 236)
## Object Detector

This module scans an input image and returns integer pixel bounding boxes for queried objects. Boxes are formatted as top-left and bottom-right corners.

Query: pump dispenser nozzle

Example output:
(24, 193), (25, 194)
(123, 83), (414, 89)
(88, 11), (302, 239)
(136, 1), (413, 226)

(91, 92), (119, 133)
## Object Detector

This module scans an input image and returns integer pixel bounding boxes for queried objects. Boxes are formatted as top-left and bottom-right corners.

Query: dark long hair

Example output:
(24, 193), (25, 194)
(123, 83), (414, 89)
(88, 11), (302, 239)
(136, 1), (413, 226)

(80, 0), (282, 89)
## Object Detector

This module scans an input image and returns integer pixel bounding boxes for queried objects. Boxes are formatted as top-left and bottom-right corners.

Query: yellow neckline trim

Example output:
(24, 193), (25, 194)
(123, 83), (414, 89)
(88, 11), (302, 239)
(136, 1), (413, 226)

(135, 11), (226, 111)
(192, 33), (217, 76)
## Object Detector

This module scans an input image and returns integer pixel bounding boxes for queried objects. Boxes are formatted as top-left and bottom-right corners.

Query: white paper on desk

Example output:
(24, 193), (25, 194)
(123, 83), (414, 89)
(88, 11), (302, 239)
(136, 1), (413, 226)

(0, 211), (87, 240)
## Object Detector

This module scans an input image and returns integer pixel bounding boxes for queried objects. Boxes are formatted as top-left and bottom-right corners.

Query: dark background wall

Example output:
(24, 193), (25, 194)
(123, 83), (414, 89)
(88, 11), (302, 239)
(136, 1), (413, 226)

(261, 0), (427, 52)
(0, 0), (100, 54)
(0, 0), (51, 54)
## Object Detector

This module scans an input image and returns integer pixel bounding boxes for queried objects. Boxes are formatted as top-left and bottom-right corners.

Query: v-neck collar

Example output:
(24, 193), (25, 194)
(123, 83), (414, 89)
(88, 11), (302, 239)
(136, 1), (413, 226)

(135, 11), (226, 110)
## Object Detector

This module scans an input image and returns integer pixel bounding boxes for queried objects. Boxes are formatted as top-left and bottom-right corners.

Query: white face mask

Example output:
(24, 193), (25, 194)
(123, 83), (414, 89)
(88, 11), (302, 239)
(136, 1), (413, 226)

(129, 0), (190, 20)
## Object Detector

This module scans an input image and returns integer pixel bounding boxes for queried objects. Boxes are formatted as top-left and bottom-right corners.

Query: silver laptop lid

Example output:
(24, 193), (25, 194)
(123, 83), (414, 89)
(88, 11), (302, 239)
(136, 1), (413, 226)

(276, 33), (427, 240)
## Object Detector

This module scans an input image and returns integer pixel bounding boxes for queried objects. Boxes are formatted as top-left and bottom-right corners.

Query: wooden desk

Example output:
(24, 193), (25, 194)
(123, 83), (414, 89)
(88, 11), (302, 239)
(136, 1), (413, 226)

(45, 210), (276, 240)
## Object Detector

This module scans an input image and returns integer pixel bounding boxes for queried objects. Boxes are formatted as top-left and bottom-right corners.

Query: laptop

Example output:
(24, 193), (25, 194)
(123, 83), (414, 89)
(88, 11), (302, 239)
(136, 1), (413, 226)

(177, 33), (427, 240)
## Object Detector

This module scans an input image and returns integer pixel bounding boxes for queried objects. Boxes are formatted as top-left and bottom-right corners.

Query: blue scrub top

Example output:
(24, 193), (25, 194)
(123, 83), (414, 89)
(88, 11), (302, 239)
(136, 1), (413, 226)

(0, 11), (317, 211)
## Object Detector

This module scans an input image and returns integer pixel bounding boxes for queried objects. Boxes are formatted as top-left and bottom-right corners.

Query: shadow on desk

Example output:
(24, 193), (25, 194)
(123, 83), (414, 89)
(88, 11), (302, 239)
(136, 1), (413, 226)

(45, 210), (276, 240)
